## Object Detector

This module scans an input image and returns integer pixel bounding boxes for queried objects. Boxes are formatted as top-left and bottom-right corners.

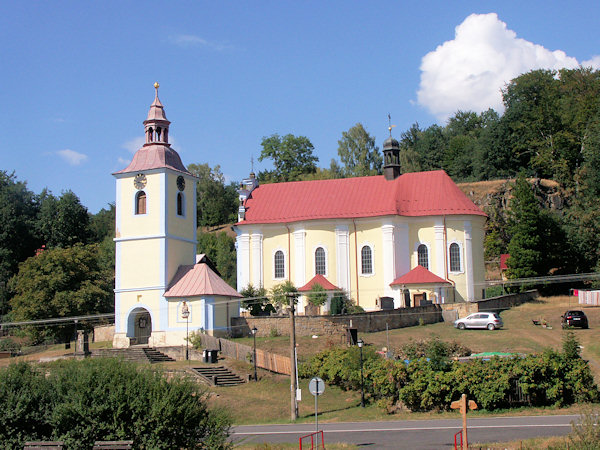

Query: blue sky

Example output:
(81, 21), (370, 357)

(2, 1), (599, 213)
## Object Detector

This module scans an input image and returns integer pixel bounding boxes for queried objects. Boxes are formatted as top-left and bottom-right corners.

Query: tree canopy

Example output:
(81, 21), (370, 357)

(336, 123), (382, 177)
(258, 133), (318, 182)
(188, 163), (238, 228)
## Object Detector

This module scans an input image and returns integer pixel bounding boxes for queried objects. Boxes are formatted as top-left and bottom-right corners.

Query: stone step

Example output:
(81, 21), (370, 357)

(92, 348), (175, 364)
(190, 366), (245, 387)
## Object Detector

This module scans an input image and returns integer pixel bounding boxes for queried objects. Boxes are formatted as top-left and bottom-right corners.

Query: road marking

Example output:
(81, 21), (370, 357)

(233, 423), (572, 435)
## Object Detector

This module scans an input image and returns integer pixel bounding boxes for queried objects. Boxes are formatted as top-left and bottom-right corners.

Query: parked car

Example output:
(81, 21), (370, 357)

(561, 310), (589, 329)
(454, 312), (503, 330)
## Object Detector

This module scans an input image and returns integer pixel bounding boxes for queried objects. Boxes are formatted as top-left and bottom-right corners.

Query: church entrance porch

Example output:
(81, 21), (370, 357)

(128, 308), (152, 345)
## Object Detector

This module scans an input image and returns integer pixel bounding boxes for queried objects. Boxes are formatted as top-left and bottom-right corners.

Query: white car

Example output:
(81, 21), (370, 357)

(454, 312), (503, 330)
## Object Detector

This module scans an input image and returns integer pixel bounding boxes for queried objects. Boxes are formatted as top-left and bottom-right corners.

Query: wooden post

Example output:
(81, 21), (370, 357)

(450, 393), (478, 449)
(289, 294), (298, 421)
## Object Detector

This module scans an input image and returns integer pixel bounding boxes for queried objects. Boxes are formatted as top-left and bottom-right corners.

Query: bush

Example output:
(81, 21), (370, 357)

(0, 358), (231, 449)
(0, 337), (21, 353)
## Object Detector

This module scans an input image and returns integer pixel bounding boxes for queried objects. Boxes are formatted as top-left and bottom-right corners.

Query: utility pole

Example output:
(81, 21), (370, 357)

(288, 292), (298, 421)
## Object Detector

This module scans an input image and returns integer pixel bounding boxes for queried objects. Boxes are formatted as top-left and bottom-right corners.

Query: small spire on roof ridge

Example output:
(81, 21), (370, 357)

(387, 113), (396, 137)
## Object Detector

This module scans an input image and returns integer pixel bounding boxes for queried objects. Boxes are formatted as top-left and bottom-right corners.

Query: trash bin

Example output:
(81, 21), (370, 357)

(209, 349), (219, 363)
(203, 349), (209, 363)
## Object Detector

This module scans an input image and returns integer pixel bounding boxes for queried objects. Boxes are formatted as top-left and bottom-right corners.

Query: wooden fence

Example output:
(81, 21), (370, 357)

(199, 334), (291, 376)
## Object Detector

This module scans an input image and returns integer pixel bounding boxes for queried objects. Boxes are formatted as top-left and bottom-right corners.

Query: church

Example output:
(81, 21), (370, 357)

(234, 134), (487, 314)
(111, 85), (241, 348)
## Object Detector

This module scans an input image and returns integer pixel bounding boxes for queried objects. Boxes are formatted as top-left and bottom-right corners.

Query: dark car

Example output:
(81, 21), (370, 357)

(561, 310), (589, 329)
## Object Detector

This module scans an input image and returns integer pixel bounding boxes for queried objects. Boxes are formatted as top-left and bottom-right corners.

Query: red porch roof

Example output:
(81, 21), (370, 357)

(390, 265), (451, 286)
(237, 170), (485, 225)
(298, 274), (340, 292)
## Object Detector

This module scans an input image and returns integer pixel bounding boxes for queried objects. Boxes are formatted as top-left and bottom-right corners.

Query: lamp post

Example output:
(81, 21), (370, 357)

(357, 338), (365, 407)
(181, 301), (190, 361)
(251, 326), (258, 381)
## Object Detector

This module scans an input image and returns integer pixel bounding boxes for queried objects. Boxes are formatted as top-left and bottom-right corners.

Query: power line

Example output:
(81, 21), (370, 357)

(1, 313), (115, 328)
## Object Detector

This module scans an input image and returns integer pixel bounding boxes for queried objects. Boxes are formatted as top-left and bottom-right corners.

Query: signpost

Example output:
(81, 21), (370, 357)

(309, 377), (325, 432)
(450, 393), (478, 449)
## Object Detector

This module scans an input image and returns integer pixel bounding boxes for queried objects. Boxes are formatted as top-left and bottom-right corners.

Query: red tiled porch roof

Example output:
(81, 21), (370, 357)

(390, 265), (451, 286)
(298, 274), (340, 292)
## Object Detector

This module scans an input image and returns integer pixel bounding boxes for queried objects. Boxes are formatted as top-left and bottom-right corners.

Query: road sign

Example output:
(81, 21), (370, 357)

(309, 377), (325, 396)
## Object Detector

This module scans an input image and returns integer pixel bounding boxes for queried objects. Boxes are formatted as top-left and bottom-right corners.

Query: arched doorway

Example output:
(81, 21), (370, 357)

(128, 307), (152, 345)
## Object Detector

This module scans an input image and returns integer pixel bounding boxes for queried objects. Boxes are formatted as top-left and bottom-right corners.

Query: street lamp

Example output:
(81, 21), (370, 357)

(181, 301), (190, 361)
(251, 326), (258, 381)
(357, 338), (365, 408)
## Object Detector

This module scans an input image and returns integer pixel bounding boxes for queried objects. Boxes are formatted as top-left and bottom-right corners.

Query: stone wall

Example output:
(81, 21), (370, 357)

(93, 324), (115, 342)
(231, 304), (443, 338)
(440, 290), (539, 320)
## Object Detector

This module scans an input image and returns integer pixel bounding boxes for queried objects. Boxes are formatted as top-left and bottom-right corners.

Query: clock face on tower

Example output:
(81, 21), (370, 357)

(134, 173), (147, 190)
(177, 175), (185, 191)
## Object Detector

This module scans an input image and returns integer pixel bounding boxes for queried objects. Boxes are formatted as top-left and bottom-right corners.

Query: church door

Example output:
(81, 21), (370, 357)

(413, 293), (426, 307)
(134, 310), (152, 345)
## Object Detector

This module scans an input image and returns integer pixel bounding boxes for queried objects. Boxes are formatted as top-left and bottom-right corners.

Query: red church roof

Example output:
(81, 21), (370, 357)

(237, 170), (485, 225)
(113, 144), (191, 175)
(390, 265), (451, 286)
(164, 262), (242, 298)
(298, 274), (340, 292)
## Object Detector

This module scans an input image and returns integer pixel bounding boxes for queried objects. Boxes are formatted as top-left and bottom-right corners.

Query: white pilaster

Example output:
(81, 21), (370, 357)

(335, 226), (350, 292)
(434, 222), (445, 279)
(464, 220), (474, 302)
(293, 229), (306, 287)
(237, 233), (251, 290)
(251, 233), (263, 288)
(382, 223), (395, 297)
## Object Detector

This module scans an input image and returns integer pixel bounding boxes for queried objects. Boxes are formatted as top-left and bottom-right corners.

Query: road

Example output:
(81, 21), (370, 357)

(232, 415), (578, 449)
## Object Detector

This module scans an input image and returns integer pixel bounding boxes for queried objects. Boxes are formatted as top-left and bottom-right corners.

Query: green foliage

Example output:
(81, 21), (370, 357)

(329, 290), (354, 315)
(197, 230), (237, 287)
(0, 337), (21, 353)
(188, 163), (238, 228)
(336, 123), (382, 177)
(301, 342), (599, 413)
(38, 190), (91, 248)
(307, 283), (327, 307)
(240, 284), (274, 316)
(562, 330), (581, 359)
(88, 203), (115, 243)
(269, 328), (280, 338)
(0, 359), (231, 449)
(258, 134), (318, 182)
(568, 405), (600, 449)
(269, 280), (298, 308)
(188, 330), (205, 349)
(8, 243), (113, 343)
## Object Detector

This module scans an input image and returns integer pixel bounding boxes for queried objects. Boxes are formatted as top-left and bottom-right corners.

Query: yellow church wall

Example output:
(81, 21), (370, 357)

(166, 238), (195, 284)
(119, 239), (161, 288)
(350, 220), (385, 309)
(213, 298), (229, 331)
(167, 173), (196, 239)
(303, 225), (338, 283)
(118, 173), (164, 238)
(117, 289), (163, 327)
(260, 226), (290, 290)
(471, 216), (487, 299)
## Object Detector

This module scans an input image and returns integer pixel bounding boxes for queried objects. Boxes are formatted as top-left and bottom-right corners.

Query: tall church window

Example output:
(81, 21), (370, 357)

(361, 245), (373, 275)
(177, 192), (184, 216)
(449, 243), (461, 272)
(417, 244), (429, 269)
(274, 250), (285, 279)
(315, 247), (326, 275)
(135, 191), (146, 215)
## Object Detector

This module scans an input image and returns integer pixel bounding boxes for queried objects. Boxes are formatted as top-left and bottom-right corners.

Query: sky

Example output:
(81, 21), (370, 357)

(1, 1), (599, 213)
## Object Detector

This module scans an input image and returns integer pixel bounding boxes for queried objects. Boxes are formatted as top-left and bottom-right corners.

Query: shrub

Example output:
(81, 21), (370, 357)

(0, 358), (231, 449)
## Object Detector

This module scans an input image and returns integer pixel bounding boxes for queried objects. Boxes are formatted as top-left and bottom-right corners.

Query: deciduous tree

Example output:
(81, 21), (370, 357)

(337, 123), (382, 177)
(258, 134), (318, 182)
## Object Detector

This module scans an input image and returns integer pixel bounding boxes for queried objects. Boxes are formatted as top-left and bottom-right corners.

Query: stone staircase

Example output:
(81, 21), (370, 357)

(93, 347), (175, 364)
(190, 365), (246, 387)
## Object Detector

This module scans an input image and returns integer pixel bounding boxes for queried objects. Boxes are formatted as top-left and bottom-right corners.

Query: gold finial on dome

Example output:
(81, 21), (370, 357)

(154, 82), (160, 89)
(387, 113), (396, 137)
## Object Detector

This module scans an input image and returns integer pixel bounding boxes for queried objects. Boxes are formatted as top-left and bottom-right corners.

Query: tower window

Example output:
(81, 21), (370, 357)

(274, 250), (285, 279)
(135, 191), (147, 215)
(361, 245), (373, 275)
(315, 247), (326, 275)
(177, 192), (184, 216)
(417, 244), (429, 270)
(449, 243), (461, 272)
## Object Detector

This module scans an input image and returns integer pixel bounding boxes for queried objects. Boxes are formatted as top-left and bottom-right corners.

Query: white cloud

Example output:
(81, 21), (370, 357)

(582, 55), (600, 69)
(417, 13), (581, 122)
(117, 157), (131, 166)
(122, 136), (145, 154)
(57, 149), (87, 166)
(169, 34), (232, 51)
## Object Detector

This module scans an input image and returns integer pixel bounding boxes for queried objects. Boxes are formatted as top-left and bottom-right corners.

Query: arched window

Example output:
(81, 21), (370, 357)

(417, 244), (428, 269)
(361, 245), (373, 275)
(315, 247), (326, 275)
(449, 243), (461, 272)
(274, 250), (285, 279)
(135, 191), (146, 215)
(177, 192), (184, 216)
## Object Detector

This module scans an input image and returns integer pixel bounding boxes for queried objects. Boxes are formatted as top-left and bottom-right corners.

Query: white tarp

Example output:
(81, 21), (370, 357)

(578, 290), (600, 306)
